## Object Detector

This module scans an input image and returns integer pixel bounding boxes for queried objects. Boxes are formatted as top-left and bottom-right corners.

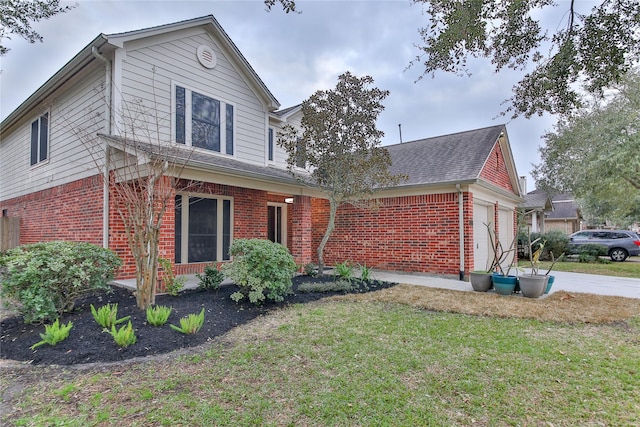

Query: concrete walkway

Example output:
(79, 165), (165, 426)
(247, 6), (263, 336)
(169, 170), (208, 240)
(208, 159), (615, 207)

(114, 268), (639, 299)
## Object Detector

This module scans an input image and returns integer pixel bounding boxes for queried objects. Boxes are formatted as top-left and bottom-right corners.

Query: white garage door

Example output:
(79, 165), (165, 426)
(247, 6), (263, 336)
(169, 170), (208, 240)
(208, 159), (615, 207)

(498, 208), (515, 271)
(473, 203), (492, 271)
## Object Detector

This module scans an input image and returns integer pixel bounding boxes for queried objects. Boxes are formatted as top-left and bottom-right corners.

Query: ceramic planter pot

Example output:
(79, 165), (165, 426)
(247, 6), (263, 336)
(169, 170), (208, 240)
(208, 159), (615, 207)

(470, 272), (492, 292)
(544, 275), (555, 294)
(519, 274), (548, 298)
(492, 274), (517, 295)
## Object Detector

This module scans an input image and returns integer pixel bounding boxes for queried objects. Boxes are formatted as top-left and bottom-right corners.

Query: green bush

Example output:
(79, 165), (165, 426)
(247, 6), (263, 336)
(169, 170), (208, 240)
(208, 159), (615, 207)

(0, 241), (122, 323)
(518, 230), (569, 261)
(158, 257), (186, 296)
(574, 244), (608, 263)
(222, 239), (297, 304)
(196, 264), (224, 291)
(109, 321), (137, 348)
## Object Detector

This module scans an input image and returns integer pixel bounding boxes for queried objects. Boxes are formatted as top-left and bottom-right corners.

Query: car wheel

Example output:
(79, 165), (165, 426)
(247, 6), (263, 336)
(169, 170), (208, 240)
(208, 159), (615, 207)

(609, 248), (628, 262)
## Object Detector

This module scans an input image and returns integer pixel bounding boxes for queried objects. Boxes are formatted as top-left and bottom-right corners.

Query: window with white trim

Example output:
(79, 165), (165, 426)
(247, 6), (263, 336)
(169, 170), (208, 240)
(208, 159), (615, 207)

(175, 85), (234, 155)
(175, 194), (233, 264)
(30, 112), (49, 166)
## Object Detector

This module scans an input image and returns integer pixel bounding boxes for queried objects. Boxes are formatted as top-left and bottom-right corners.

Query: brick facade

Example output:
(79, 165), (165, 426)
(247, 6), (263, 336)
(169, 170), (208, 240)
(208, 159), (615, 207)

(0, 175), (104, 247)
(312, 192), (473, 276)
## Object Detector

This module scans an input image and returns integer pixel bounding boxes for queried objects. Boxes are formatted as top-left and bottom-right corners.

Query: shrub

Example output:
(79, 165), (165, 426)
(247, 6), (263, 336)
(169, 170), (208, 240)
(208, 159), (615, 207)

(146, 305), (172, 326)
(333, 261), (354, 282)
(297, 279), (354, 293)
(91, 303), (130, 328)
(541, 230), (569, 260)
(196, 264), (224, 291)
(0, 241), (122, 323)
(303, 262), (319, 277)
(574, 244), (608, 263)
(170, 308), (205, 334)
(109, 321), (137, 348)
(222, 239), (297, 304)
(30, 319), (73, 350)
(158, 257), (186, 296)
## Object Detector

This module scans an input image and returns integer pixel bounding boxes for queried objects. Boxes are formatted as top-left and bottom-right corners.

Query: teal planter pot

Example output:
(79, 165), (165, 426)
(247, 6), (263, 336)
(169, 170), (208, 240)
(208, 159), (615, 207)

(544, 275), (555, 294)
(492, 274), (517, 295)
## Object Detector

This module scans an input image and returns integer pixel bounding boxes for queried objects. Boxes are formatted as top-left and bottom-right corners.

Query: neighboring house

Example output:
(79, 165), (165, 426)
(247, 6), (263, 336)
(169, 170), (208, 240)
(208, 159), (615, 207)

(519, 188), (553, 233)
(0, 16), (522, 281)
(520, 188), (581, 235)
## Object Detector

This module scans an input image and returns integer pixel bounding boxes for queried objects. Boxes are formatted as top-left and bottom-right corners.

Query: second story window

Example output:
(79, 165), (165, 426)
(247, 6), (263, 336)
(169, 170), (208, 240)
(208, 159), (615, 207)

(175, 85), (234, 155)
(268, 128), (274, 161)
(30, 112), (49, 166)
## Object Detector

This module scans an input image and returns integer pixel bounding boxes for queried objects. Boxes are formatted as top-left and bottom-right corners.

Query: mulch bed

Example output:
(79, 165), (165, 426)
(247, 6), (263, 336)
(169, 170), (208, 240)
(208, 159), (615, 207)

(0, 276), (395, 366)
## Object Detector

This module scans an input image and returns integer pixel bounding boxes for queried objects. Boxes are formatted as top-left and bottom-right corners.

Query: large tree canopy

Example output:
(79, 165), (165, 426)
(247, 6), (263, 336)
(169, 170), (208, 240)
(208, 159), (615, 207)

(532, 70), (640, 226)
(278, 72), (404, 272)
(412, 0), (640, 118)
(0, 0), (74, 55)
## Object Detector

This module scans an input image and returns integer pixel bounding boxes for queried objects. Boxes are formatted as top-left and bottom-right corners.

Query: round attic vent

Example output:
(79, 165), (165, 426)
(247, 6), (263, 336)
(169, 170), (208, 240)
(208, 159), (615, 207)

(196, 45), (217, 69)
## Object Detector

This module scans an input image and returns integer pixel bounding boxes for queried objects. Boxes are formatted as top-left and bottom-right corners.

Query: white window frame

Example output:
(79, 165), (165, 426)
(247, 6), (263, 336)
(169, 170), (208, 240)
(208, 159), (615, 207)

(172, 82), (235, 156)
(267, 202), (287, 246)
(175, 193), (234, 264)
(30, 111), (50, 167)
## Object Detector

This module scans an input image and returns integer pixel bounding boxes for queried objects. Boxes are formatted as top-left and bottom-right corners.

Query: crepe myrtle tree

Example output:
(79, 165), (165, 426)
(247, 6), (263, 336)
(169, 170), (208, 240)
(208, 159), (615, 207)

(68, 72), (198, 310)
(278, 71), (406, 274)
(410, 0), (640, 118)
(533, 69), (640, 227)
(0, 0), (75, 55)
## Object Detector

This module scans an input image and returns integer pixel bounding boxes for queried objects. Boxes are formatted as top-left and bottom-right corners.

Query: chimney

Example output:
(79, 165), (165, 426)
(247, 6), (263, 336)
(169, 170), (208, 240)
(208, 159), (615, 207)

(519, 176), (527, 195)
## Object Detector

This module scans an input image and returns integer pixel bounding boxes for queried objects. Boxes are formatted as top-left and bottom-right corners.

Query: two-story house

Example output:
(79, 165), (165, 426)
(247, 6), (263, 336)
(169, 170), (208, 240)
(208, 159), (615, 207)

(0, 16), (522, 281)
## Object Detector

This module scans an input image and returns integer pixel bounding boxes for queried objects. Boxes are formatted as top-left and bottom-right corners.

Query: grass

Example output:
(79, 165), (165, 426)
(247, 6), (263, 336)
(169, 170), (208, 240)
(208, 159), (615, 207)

(2, 285), (639, 427)
(518, 258), (640, 277)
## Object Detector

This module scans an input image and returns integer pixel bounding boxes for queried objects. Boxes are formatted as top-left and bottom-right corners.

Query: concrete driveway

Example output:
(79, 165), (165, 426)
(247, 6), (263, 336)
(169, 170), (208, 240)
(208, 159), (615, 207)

(370, 268), (640, 299)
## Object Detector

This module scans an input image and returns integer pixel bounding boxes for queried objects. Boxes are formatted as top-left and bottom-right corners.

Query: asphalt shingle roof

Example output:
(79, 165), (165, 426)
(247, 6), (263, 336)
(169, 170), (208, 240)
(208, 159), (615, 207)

(385, 125), (505, 186)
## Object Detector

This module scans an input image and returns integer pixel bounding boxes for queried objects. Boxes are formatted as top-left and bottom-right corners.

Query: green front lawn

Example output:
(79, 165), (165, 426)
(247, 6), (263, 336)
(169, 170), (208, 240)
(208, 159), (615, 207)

(518, 259), (640, 278)
(5, 299), (639, 427)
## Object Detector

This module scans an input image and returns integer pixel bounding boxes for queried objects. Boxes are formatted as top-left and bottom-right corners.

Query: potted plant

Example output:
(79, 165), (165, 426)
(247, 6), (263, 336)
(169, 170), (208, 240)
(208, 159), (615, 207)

(485, 222), (518, 295)
(470, 270), (493, 292)
(519, 236), (548, 298)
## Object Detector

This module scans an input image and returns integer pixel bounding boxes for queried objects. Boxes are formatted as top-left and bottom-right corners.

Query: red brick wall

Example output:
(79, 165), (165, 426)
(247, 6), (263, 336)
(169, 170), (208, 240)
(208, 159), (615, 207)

(480, 142), (514, 192)
(312, 192), (472, 276)
(0, 175), (104, 246)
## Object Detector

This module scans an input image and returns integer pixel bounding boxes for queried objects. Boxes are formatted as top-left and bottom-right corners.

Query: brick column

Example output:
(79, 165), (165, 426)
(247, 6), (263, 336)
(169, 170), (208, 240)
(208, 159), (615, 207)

(291, 195), (312, 267)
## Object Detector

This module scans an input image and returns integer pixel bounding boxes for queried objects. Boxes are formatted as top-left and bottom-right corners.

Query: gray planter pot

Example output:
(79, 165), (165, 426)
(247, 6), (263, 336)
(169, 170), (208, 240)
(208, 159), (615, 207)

(519, 274), (548, 298)
(470, 272), (492, 292)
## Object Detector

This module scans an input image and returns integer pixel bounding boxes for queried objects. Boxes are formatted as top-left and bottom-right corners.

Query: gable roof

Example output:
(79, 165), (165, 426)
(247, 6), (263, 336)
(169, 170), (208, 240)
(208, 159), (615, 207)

(547, 196), (581, 220)
(1, 15), (279, 132)
(386, 124), (516, 189)
(520, 189), (553, 211)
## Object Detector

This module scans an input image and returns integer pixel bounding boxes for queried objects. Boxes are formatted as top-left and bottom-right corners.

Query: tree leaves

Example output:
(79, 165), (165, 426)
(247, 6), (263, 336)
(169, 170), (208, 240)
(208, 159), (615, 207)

(412, 0), (640, 117)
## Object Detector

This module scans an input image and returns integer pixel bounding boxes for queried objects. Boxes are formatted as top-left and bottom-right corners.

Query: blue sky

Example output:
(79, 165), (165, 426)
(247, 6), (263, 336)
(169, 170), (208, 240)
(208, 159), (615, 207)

(0, 0), (596, 190)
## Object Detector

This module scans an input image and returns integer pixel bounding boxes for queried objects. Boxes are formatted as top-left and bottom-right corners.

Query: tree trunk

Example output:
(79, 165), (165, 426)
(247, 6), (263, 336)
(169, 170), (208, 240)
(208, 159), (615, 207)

(317, 198), (338, 276)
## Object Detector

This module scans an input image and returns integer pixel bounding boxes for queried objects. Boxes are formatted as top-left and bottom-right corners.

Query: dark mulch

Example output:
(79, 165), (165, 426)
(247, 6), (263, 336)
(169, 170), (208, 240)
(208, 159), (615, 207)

(0, 276), (395, 366)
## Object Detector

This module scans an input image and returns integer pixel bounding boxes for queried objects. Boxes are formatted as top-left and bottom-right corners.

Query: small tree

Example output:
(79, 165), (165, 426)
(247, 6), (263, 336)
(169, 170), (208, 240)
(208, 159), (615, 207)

(278, 71), (405, 274)
(70, 74), (196, 310)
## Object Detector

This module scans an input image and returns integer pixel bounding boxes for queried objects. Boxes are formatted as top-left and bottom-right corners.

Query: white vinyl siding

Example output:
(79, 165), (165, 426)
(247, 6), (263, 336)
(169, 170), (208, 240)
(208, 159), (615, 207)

(118, 29), (268, 164)
(0, 66), (106, 201)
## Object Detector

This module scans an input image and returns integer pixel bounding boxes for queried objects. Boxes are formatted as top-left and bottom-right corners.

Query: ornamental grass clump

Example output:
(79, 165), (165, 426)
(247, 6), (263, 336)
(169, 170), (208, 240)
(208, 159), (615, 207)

(90, 303), (130, 329)
(146, 305), (172, 326)
(170, 308), (205, 334)
(30, 319), (73, 350)
(109, 321), (137, 348)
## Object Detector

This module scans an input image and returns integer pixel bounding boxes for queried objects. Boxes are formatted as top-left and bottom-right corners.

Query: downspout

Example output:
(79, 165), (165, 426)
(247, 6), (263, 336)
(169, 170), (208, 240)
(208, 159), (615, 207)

(92, 46), (112, 249)
(456, 184), (465, 281)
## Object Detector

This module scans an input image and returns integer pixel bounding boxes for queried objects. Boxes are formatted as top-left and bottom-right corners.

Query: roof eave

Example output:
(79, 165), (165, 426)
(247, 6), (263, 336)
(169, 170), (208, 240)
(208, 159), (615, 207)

(1, 34), (109, 133)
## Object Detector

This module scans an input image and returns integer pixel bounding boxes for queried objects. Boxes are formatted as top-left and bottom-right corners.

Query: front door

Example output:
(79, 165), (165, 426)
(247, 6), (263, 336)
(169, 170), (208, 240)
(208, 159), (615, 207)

(267, 203), (287, 245)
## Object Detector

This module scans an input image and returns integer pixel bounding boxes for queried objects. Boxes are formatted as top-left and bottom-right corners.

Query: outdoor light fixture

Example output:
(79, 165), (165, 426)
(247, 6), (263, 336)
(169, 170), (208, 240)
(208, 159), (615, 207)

(285, 198), (294, 204)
